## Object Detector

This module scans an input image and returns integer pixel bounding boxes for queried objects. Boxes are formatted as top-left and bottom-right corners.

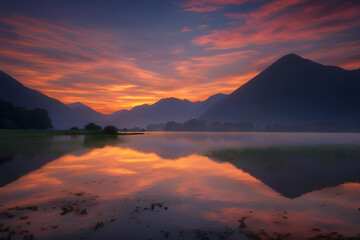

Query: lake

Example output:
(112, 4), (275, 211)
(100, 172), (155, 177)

(1, 132), (360, 240)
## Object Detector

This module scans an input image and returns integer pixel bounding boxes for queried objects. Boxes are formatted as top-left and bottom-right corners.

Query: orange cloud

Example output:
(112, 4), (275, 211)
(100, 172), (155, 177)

(0, 15), (258, 113)
(0, 16), (196, 113)
(1, 0), (359, 115)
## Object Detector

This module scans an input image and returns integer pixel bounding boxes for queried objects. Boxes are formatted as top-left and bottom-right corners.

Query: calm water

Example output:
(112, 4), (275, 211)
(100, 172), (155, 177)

(0, 132), (360, 240)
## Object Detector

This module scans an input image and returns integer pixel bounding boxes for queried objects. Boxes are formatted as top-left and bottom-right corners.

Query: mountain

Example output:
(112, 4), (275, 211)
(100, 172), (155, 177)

(200, 54), (360, 125)
(0, 70), (226, 129)
(0, 71), (69, 114)
(109, 93), (227, 128)
(67, 102), (106, 122)
(0, 70), (73, 128)
(0, 71), (107, 129)
(67, 102), (92, 110)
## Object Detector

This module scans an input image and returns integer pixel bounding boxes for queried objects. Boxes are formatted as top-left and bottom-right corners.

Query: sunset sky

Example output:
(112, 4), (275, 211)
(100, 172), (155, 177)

(1, 0), (360, 113)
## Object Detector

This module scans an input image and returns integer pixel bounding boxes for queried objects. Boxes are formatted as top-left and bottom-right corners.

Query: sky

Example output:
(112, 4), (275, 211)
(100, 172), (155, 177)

(0, 0), (360, 114)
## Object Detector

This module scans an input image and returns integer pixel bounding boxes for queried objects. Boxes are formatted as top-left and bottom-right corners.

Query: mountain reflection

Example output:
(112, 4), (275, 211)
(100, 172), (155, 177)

(1, 132), (360, 240)
(205, 145), (360, 198)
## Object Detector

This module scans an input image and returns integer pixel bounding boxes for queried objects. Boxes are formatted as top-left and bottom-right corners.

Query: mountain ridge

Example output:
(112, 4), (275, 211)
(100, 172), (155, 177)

(199, 53), (360, 125)
(2, 53), (359, 129)
(0, 70), (226, 128)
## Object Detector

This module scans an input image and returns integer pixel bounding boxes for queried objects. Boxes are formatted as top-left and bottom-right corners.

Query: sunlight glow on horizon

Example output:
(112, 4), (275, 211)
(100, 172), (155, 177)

(0, 0), (359, 113)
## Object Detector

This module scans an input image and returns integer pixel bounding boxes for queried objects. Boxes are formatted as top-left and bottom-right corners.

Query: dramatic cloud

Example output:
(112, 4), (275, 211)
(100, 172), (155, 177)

(0, 1), (359, 113)
(193, 0), (360, 50)
(0, 16), (183, 113)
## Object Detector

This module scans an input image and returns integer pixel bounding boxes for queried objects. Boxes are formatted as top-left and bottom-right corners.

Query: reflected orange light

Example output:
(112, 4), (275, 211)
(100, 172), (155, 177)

(0, 145), (359, 239)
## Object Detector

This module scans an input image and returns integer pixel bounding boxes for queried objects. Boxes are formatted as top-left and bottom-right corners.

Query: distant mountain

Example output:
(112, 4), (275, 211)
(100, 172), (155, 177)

(200, 54), (360, 125)
(67, 102), (106, 121)
(0, 70), (226, 129)
(109, 93), (227, 128)
(0, 71), (69, 114)
(0, 71), (108, 129)
(67, 102), (92, 109)
(0, 70), (73, 128)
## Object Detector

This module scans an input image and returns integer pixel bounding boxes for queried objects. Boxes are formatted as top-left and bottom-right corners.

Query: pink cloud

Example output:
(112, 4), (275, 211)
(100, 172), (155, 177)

(182, 26), (194, 32)
(193, 0), (360, 49)
(182, 0), (248, 12)
(197, 24), (208, 29)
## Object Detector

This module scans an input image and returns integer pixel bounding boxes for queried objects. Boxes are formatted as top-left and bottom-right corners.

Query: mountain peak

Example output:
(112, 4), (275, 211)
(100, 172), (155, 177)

(156, 97), (191, 105)
(280, 53), (303, 60)
(67, 102), (89, 109)
(200, 54), (360, 125)
(272, 53), (309, 66)
(261, 53), (323, 77)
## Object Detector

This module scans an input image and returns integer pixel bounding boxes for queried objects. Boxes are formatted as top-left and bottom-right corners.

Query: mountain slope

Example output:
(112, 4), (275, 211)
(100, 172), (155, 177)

(200, 54), (360, 125)
(110, 93), (227, 128)
(67, 102), (105, 120)
(1, 70), (226, 129)
(0, 71), (69, 114)
(0, 71), (108, 129)
(0, 71), (75, 128)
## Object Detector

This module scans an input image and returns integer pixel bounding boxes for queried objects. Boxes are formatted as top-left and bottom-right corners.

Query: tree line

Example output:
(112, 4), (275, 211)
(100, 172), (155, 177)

(147, 119), (255, 132)
(147, 119), (360, 132)
(0, 99), (52, 129)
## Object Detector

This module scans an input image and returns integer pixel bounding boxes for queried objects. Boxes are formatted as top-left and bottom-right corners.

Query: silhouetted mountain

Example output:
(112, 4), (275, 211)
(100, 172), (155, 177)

(67, 102), (92, 110)
(109, 93), (227, 128)
(200, 54), (360, 125)
(0, 71), (106, 129)
(0, 70), (226, 129)
(0, 71), (68, 112)
(0, 71), (74, 128)
(66, 102), (107, 126)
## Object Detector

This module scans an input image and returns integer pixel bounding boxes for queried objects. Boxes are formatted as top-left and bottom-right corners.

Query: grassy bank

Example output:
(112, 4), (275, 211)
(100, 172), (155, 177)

(0, 129), (144, 139)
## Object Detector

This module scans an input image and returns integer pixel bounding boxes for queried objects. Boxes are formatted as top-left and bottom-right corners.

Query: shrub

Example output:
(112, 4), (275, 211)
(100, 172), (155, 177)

(84, 122), (101, 130)
(70, 126), (79, 130)
(103, 125), (118, 135)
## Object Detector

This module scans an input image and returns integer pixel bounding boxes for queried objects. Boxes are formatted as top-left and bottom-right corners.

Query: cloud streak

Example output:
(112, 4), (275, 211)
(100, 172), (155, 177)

(193, 0), (360, 50)
(0, 16), (184, 113)
(182, 0), (248, 12)
(0, 1), (359, 114)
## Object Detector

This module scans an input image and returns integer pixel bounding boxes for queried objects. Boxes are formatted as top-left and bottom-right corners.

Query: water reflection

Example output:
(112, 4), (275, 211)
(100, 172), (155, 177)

(123, 132), (360, 159)
(205, 145), (360, 198)
(0, 135), (123, 187)
(0, 132), (360, 240)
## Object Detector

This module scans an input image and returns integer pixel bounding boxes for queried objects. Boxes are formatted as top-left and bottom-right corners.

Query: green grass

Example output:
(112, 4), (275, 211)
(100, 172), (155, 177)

(0, 129), (144, 139)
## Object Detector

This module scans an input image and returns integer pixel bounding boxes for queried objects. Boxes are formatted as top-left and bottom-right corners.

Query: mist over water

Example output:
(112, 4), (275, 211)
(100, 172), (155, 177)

(1, 132), (360, 240)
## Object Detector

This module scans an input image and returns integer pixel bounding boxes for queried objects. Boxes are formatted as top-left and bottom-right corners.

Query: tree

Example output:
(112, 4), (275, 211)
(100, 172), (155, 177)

(0, 99), (53, 129)
(84, 122), (101, 130)
(103, 125), (118, 135)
